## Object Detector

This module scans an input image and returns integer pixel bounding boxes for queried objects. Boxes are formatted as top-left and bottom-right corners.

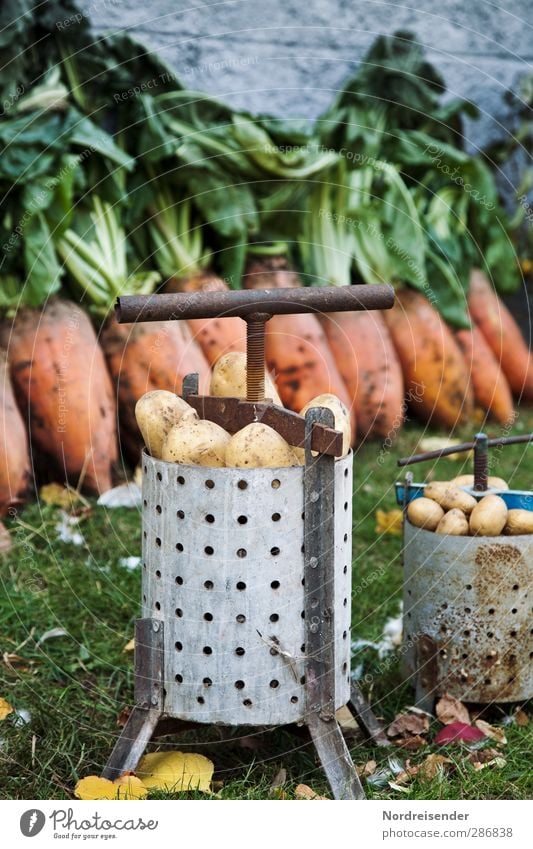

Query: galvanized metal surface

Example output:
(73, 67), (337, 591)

(141, 451), (352, 726)
(403, 519), (533, 703)
(116, 283), (395, 323)
(102, 706), (161, 780)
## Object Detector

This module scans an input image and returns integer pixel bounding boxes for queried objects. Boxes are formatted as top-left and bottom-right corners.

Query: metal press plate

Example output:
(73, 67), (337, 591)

(141, 452), (352, 726)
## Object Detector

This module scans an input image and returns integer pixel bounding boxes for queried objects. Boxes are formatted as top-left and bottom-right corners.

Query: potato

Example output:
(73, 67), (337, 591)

(225, 423), (299, 468)
(469, 494), (508, 536)
(424, 482), (476, 515)
(135, 391), (197, 459)
(299, 394), (352, 459)
(162, 418), (230, 467)
(210, 352), (282, 405)
(436, 508), (470, 536)
(451, 474), (509, 490)
(504, 509), (533, 535)
(407, 497), (445, 531)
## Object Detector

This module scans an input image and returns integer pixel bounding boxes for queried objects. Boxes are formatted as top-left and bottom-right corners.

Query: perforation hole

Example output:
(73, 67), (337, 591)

(197, 696), (205, 705)
(301, 643), (305, 653)
(269, 647), (278, 656)
(204, 580), (214, 590)
(487, 631), (494, 638)
(270, 680), (279, 689)
(203, 646), (213, 655)
(291, 696), (299, 704)
(143, 499), (147, 507)
(488, 607), (495, 615)
(175, 576), (183, 585)
(236, 614), (246, 623)
(177, 510), (185, 519)
(243, 699), (252, 707)
(204, 612), (213, 622)
(343, 631), (347, 640)
(238, 480), (248, 490)
(156, 504), (162, 514)
(156, 472), (162, 482)
(513, 584), (519, 590)
(176, 543), (184, 552)
(344, 501), (348, 511)
(236, 581), (246, 591)
(235, 680), (245, 690)
(342, 662), (348, 674)
(510, 629), (517, 637)
(344, 467), (348, 477)
(235, 647), (245, 656)
(271, 479), (280, 489)
(205, 479), (215, 489)
(343, 565), (347, 575)
(175, 641), (183, 651)
(466, 584), (472, 590)
(270, 613), (279, 623)
(511, 608), (518, 614)
(463, 629), (471, 637)
(155, 570), (161, 578)
(175, 674), (183, 683)
(155, 601), (161, 611)
(205, 514), (215, 524)
(301, 610), (305, 619)
(175, 608), (183, 618)
(237, 515), (248, 525)
(271, 580), (280, 590)
(344, 533), (348, 543)
(205, 546), (214, 556)
(203, 678), (212, 687)
(464, 607), (471, 614)
(300, 676), (305, 685)
(343, 597), (348, 607)
(143, 465), (147, 474)
(271, 513), (281, 522)
(237, 548), (247, 558)
(177, 475), (185, 485)
(155, 537), (161, 547)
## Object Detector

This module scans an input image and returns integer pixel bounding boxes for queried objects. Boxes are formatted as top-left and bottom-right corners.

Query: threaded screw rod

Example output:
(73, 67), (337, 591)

(245, 313), (270, 402)
(473, 432), (489, 491)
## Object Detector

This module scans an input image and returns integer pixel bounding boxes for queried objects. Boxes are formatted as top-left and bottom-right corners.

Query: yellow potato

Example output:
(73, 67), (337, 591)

(162, 419), (230, 467)
(225, 423), (299, 468)
(504, 509), (533, 535)
(210, 352), (282, 405)
(435, 508), (470, 536)
(451, 474), (509, 490)
(406, 497), (445, 531)
(135, 391), (197, 459)
(299, 394), (352, 459)
(424, 482), (476, 515)
(469, 494), (508, 536)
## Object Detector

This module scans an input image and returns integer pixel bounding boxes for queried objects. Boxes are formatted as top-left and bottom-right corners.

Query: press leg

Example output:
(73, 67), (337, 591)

(347, 682), (389, 747)
(307, 712), (365, 800)
(102, 706), (161, 779)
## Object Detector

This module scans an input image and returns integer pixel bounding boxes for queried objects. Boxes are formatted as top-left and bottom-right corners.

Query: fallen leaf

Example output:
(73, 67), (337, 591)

(123, 638), (135, 653)
(436, 694), (470, 726)
(435, 722), (485, 745)
(388, 781), (410, 793)
(75, 776), (121, 800)
(113, 774), (148, 800)
(40, 483), (80, 509)
(375, 509), (403, 536)
(356, 759), (377, 778)
(117, 706), (132, 728)
(474, 719), (507, 745)
(418, 753), (453, 781)
(0, 697), (14, 721)
(396, 734), (427, 751)
(472, 756), (507, 772)
(2, 653), (30, 671)
(467, 747), (501, 768)
(387, 712), (429, 738)
(336, 705), (361, 737)
(36, 628), (69, 646)
(515, 709), (529, 727)
(137, 751), (213, 793)
(294, 783), (328, 800)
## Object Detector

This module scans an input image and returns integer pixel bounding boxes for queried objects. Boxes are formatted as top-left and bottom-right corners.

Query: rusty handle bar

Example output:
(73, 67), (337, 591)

(115, 283), (394, 323)
(397, 433), (533, 467)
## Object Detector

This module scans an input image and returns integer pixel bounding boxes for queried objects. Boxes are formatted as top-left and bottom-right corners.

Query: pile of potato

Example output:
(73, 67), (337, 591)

(134, 353), (351, 470)
(407, 475), (533, 537)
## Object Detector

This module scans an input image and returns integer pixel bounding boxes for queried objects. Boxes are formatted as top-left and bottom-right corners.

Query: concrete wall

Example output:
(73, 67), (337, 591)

(79, 0), (531, 153)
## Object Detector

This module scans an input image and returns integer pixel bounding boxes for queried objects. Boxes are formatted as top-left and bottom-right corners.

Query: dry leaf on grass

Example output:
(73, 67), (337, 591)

(137, 751), (213, 793)
(75, 774), (147, 800)
(387, 712), (429, 738)
(418, 753), (453, 781)
(468, 748), (506, 770)
(375, 509), (403, 536)
(515, 709), (529, 727)
(123, 638), (135, 653)
(474, 719), (507, 745)
(436, 693), (470, 726)
(396, 734), (427, 751)
(40, 483), (81, 509)
(0, 697), (14, 720)
(294, 784), (328, 800)
(116, 706), (132, 728)
(356, 760), (377, 778)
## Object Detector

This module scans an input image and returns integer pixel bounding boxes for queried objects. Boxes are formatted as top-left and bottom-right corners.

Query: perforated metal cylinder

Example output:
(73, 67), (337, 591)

(141, 452), (352, 726)
(403, 519), (533, 702)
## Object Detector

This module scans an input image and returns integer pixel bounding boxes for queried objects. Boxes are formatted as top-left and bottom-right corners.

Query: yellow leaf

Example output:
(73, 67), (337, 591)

(0, 697), (14, 720)
(123, 638), (135, 653)
(375, 509), (403, 536)
(114, 774), (148, 800)
(294, 783), (328, 800)
(75, 776), (121, 800)
(40, 483), (80, 509)
(138, 751), (214, 793)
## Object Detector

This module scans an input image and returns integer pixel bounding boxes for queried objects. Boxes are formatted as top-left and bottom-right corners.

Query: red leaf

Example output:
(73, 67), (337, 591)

(435, 722), (486, 745)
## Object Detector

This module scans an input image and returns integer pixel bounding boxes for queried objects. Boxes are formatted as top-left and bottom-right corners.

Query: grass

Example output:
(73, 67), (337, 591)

(0, 411), (532, 800)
